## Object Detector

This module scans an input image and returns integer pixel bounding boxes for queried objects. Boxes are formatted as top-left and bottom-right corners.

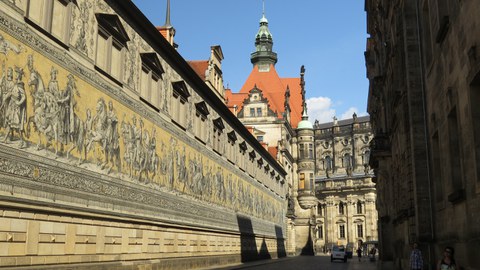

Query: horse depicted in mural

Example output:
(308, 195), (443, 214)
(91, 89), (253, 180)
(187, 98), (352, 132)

(26, 62), (61, 154)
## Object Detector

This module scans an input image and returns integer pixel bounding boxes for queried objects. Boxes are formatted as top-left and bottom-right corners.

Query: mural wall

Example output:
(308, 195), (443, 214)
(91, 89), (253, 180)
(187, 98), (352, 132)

(0, 1), (287, 268)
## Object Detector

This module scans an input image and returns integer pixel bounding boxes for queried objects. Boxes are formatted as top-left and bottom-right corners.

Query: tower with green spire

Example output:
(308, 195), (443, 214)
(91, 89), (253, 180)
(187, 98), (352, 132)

(250, 2), (277, 71)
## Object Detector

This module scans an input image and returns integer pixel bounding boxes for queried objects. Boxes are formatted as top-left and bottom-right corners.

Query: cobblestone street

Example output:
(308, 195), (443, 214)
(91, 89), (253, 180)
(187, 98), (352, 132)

(210, 255), (378, 270)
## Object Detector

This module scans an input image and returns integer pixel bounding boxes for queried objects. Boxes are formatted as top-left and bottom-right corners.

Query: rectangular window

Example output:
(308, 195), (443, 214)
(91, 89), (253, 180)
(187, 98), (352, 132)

(27, 0), (71, 44)
(308, 143), (314, 158)
(51, 0), (68, 41)
(339, 225), (345, 238)
(317, 204), (322, 216)
(317, 226), (323, 239)
(357, 224), (363, 238)
(299, 173), (305, 190)
(257, 107), (262, 117)
(299, 144), (305, 159)
(96, 33), (108, 71)
(110, 43), (123, 80)
(250, 108), (255, 117)
(95, 14), (130, 84)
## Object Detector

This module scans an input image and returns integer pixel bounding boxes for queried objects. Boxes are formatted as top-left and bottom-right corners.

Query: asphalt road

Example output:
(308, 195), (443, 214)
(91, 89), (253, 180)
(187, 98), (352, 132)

(210, 254), (378, 270)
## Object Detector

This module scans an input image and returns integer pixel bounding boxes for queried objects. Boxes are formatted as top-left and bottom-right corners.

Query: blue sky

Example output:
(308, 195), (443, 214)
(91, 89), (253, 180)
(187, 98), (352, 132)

(132, 0), (369, 123)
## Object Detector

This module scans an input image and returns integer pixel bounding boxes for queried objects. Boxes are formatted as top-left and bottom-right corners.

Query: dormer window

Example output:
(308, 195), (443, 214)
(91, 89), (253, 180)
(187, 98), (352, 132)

(171, 81), (190, 128)
(95, 13), (130, 83)
(140, 53), (164, 110)
(26, 0), (75, 45)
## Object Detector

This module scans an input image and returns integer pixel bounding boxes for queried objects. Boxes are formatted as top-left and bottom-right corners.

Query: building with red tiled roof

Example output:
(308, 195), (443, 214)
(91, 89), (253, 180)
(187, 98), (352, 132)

(188, 45), (226, 102)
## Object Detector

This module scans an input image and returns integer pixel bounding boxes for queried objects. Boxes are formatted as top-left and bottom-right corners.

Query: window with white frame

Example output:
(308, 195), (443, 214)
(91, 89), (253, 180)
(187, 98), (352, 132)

(339, 224), (346, 238)
(194, 101), (209, 142)
(95, 13), (130, 82)
(27, 0), (73, 44)
(171, 81), (190, 128)
(140, 53), (164, 110)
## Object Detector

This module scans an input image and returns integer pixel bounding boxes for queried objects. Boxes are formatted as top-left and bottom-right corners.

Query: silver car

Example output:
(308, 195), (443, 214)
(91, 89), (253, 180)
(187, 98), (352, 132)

(331, 245), (347, 262)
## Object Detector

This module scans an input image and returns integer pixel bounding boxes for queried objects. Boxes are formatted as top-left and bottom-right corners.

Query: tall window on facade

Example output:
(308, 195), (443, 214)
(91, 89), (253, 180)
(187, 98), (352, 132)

(299, 143), (305, 159)
(238, 142), (247, 171)
(194, 101), (209, 143)
(357, 224), (363, 238)
(227, 131), (237, 163)
(363, 150), (370, 165)
(256, 107), (262, 117)
(325, 156), (332, 170)
(339, 224), (346, 238)
(308, 143), (314, 159)
(317, 225), (323, 239)
(95, 14), (130, 83)
(27, 0), (73, 44)
(317, 204), (323, 216)
(171, 81), (190, 128)
(339, 202), (345, 215)
(357, 201), (363, 214)
(299, 173), (305, 190)
(213, 118), (225, 154)
(140, 53), (164, 110)
(343, 153), (352, 168)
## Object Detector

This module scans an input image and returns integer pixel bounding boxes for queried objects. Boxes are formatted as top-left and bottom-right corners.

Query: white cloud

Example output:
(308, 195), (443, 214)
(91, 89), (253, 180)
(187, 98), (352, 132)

(306, 97), (336, 123)
(340, 107), (359, 120)
(306, 97), (369, 124)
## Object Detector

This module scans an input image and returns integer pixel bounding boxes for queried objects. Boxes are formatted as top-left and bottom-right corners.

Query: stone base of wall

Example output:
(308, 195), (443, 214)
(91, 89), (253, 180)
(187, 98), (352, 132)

(1, 254), (285, 270)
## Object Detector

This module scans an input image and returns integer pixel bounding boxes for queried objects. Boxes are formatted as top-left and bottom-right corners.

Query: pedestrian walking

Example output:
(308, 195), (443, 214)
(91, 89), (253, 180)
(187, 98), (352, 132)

(357, 247), (362, 262)
(410, 242), (423, 270)
(437, 246), (460, 270)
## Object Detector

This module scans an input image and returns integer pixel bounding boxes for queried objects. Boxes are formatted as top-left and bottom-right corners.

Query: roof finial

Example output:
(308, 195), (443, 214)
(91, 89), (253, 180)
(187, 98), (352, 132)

(262, 0), (265, 17)
(300, 65), (307, 117)
(164, 0), (172, 27)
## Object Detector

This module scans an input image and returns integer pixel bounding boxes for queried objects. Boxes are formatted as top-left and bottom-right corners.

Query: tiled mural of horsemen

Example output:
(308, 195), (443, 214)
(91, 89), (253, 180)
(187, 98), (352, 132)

(0, 32), (281, 224)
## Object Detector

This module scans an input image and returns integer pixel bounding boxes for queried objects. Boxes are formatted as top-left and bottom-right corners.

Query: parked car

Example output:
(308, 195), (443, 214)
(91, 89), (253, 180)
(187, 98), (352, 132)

(331, 245), (347, 262)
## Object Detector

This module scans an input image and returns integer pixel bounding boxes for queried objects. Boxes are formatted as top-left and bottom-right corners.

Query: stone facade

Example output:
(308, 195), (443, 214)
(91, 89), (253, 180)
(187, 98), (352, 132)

(225, 9), (378, 257)
(0, 0), (288, 268)
(366, 0), (480, 269)
(313, 116), (377, 254)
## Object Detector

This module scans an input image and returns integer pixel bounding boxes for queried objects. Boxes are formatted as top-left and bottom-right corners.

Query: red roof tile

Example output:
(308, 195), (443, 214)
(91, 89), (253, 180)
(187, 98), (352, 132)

(268, 146), (278, 159)
(187, 60), (209, 80)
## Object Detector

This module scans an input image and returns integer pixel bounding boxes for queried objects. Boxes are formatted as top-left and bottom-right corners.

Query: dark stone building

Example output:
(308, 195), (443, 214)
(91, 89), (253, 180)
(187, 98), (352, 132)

(365, 0), (480, 269)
